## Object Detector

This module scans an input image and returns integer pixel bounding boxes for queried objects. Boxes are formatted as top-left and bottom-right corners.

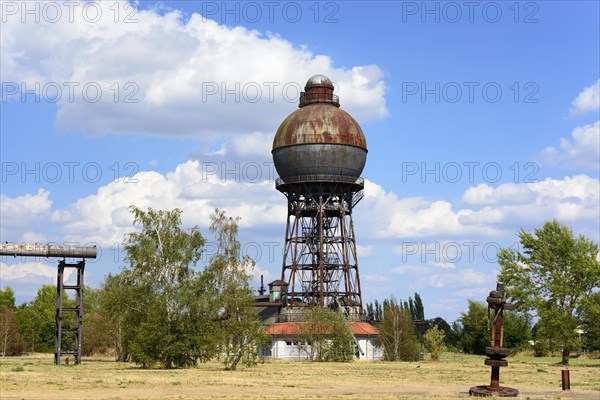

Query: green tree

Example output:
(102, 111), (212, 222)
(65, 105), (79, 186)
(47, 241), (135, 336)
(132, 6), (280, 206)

(458, 300), (489, 355)
(408, 293), (425, 321)
(205, 209), (267, 370)
(109, 206), (206, 368)
(1, 308), (21, 356)
(423, 325), (445, 361)
(450, 320), (463, 348)
(16, 285), (58, 353)
(503, 311), (532, 351)
(100, 273), (138, 361)
(365, 302), (375, 321)
(580, 292), (600, 351)
(0, 286), (21, 356)
(0, 287), (16, 311)
(124, 206), (205, 290)
(82, 286), (112, 356)
(458, 300), (531, 354)
(426, 317), (454, 346)
(379, 298), (419, 361)
(298, 307), (355, 362)
(102, 207), (264, 370)
(497, 220), (600, 364)
(374, 300), (382, 321)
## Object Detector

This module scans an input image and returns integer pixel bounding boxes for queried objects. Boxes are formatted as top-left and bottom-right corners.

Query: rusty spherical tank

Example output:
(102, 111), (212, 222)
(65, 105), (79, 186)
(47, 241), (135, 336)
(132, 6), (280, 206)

(272, 75), (367, 182)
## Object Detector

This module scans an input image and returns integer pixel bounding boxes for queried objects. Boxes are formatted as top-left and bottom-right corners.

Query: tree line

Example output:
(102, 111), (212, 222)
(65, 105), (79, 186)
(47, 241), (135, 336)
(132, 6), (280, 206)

(364, 221), (599, 364)
(1, 216), (598, 366)
(1, 207), (266, 370)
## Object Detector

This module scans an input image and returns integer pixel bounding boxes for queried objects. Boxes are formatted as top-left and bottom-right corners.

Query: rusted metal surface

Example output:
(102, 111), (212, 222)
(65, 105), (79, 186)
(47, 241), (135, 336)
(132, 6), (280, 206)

(251, 302), (283, 307)
(300, 74), (338, 107)
(272, 74), (367, 183)
(273, 144), (366, 181)
(485, 346), (510, 357)
(470, 283), (519, 397)
(0, 243), (97, 258)
(272, 105), (367, 149)
(562, 370), (570, 390)
(54, 260), (85, 365)
(299, 92), (340, 107)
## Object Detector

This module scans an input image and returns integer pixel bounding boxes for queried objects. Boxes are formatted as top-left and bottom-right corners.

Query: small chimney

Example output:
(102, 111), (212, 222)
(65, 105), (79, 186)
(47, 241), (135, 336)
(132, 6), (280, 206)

(258, 275), (266, 296)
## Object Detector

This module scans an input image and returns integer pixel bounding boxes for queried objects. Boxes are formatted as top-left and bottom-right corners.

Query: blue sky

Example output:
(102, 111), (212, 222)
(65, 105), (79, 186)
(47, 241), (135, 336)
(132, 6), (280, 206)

(1, 0), (599, 322)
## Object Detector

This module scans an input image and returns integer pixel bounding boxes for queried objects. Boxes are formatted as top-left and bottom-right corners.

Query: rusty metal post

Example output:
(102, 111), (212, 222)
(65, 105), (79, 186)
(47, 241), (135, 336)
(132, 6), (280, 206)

(54, 262), (64, 365)
(562, 370), (570, 390)
(54, 260), (85, 365)
(470, 283), (519, 397)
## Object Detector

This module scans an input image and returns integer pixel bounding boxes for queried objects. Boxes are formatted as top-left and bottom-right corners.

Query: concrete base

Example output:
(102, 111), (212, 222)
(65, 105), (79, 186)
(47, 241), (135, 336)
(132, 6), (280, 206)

(469, 385), (519, 397)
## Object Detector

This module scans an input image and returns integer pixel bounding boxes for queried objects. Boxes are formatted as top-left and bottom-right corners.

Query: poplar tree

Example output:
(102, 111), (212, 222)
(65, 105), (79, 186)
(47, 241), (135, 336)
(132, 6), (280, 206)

(379, 297), (419, 361)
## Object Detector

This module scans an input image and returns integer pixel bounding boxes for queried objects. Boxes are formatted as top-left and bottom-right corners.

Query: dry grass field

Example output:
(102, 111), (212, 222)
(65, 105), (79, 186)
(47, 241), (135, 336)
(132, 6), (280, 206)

(1, 353), (598, 400)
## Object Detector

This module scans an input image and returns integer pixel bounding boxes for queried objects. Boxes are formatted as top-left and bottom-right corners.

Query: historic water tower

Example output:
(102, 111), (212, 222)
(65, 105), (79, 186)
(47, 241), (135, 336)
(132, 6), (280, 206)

(272, 74), (367, 321)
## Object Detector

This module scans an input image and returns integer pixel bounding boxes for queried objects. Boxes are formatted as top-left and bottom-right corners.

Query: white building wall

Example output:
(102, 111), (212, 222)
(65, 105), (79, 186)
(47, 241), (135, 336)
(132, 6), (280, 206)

(270, 336), (383, 361)
(270, 338), (311, 360)
(356, 337), (384, 361)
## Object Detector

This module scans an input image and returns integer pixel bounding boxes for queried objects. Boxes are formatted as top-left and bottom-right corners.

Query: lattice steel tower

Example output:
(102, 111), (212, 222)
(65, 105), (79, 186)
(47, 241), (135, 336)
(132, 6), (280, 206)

(272, 75), (367, 320)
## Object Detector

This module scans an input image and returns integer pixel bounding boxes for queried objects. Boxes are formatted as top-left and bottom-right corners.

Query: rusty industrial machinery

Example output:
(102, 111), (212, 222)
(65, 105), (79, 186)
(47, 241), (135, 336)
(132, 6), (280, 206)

(470, 282), (519, 397)
(1, 243), (97, 365)
(272, 74), (366, 321)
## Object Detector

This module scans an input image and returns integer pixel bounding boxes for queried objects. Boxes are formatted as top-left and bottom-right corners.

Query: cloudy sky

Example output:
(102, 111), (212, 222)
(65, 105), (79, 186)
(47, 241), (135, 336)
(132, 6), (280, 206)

(1, 0), (599, 322)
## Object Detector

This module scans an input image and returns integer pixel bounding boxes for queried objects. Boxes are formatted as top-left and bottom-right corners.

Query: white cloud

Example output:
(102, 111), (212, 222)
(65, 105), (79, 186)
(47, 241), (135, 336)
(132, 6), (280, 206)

(3, 166), (598, 266)
(392, 240), (466, 265)
(462, 183), (535, 206)
(356, 245), (374, 257)
(48, 160), (285, 246)
(243, 262), (275, 288)
(538, 121), (600, 170)
(363, 274), (388, 282)
(358, 180), (501, 239)
(429, 297), (466, 315)
(0, 188), (52, 217)
(0, 261), (74, 283)
(1, 1), (388, 158)
(392, 263), (491, 290)
(227, 132), (274, 159)
(429, 261), (455, 270)
(391, 264), (426, 275)
(0, 260), (78, 301)
(356, 175), (599, 244)
(21, 171), (600, 249)
(453, 288), (490, 299)
(570, 79), (600, 116)
(459, 175), (599, 236)
(425, 268), (490, 289)
(0, 189), (53, 242)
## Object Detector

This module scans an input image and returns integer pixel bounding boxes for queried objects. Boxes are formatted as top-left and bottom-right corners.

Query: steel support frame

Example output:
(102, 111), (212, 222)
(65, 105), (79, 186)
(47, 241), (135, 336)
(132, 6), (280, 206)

(279, 184), (363, 319)
(54, 260), (85, 365)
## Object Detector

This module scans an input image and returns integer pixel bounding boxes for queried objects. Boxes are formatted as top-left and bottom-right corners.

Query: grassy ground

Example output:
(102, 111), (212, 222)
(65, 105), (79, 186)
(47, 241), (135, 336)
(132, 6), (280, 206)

(0, 352), (598, 400)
